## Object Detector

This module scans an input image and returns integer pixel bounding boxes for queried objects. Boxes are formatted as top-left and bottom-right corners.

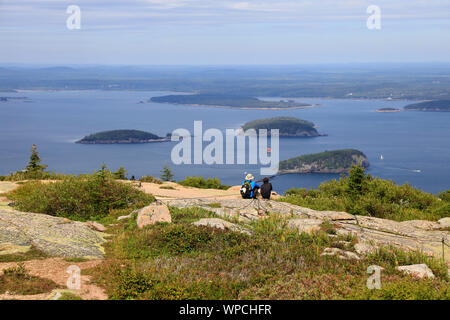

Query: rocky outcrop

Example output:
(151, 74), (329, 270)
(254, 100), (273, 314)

(288, 218), (323, 234)
(0, 208), (106, 258)
(136, 202), (171, 229)
(192, 218), (251, 235)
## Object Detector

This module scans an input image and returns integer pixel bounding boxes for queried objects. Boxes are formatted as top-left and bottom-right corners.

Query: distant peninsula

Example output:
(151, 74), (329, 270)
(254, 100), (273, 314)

(241, 117), (323, 137)
(0, 96), (30, 102)
(76, 130), (170, 144)
(403, 100), (450, 112)
(150, 94), (315, 110)
(278, 149), (369, 174)
(376, 107), (401, 113)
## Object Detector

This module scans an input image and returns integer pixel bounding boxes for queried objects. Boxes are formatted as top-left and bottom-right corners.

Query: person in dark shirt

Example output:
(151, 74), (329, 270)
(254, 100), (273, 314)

(260, 177), (273, 200)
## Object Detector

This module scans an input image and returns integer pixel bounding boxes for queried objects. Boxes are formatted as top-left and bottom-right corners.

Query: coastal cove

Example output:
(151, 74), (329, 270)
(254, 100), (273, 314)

(0, 90), (449, 194)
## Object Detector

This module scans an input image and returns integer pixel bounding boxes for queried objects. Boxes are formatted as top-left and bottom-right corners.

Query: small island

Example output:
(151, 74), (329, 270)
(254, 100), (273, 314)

(376, 107), (401, 113)
(76, 130), (170, 144)
(241, 117), (323, 137)
(278, 149), (369, 174)
(403, 100), (450, 112)
(150, 94), (315, 110)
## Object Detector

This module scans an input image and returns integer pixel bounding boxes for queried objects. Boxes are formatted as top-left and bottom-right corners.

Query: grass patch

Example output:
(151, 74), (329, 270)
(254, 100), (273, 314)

(205, 202), (221, 208)
(0, 246), (48, 263)
(88, 208), (449, 300)
(57, 291), (83, 300)
(160, 185), (175, 190)
(0, 264), (60, 295)
(64, 257), (90, 263)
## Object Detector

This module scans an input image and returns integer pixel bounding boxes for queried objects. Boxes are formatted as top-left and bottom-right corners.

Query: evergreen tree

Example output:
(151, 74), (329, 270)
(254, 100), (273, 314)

(25, 144), (47, 174)
(113, 166), (128, 180)
(160, 162), (174, 182)
(96, 163), (110, 184)
(347, 165), (365, 197)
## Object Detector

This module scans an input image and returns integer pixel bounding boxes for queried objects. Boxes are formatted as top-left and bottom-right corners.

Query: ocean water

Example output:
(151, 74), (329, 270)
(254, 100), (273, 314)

(0, 90), (449, 194)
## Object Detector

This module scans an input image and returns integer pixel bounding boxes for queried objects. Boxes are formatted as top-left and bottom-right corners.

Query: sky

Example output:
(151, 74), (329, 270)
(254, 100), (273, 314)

(0, 0), (449, 65)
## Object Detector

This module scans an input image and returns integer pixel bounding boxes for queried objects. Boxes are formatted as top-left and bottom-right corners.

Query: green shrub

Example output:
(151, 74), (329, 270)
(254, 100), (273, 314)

(116, 223), (248, 259)
(6, 172), (154, 221)
(282, 167), (449, 221)
(0, 263), (59, 295)
(139, 175), (163, 184)
(178, 176), (230, 190)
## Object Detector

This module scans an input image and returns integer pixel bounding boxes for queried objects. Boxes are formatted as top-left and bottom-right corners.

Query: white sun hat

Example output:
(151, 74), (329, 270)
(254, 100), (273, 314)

(245, 173), (255, 180)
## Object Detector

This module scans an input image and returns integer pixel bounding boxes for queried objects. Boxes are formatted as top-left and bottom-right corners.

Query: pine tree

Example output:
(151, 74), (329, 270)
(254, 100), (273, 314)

(160, 162), (174, 182)
(113, 166), (128, 180)
(347, 165), (365, 197)
(96, 163), (110, 184)
(25, 144), (47, 174)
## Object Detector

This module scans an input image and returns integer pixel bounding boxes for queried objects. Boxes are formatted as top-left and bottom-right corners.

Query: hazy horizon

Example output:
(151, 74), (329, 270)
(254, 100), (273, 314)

(1, 0), (449, 65)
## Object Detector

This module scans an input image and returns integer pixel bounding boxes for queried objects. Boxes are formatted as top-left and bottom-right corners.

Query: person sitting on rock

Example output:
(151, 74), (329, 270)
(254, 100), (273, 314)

(260, 177), (273, 200)
(240, 173), (260, 199)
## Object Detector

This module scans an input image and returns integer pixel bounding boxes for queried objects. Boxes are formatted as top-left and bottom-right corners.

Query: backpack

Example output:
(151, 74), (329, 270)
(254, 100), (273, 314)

(240, 181), (252, 199)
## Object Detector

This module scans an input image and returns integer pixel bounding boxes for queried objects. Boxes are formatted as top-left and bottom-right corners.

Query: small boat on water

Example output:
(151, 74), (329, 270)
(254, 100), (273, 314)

(380, 154), (384, 160)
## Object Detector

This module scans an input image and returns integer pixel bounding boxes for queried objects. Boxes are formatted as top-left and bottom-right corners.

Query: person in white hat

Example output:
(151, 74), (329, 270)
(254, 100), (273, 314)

(240, 173), (260, 199)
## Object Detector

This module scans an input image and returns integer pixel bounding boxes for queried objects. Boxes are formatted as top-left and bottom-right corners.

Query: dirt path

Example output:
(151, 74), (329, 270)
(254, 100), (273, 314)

(132, 181), (242, 201)
(0, 258), (107, 300)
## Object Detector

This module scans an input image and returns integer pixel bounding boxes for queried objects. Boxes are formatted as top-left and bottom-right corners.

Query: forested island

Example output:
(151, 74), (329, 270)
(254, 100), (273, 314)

(76, 130), (170, 144)
(241, 117), (323, 137)
(150, 94), (314, 109)
(278, 149), (369, 174)
(376, 107), (401, 112)
(403, 100), (450, 112)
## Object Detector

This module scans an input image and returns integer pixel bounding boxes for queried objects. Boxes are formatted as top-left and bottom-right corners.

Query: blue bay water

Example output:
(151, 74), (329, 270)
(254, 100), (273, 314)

(0, 90), (449, 194)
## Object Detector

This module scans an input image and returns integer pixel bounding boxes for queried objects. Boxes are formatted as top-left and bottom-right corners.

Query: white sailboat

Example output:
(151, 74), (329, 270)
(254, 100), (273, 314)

(380, 154), (384, 160)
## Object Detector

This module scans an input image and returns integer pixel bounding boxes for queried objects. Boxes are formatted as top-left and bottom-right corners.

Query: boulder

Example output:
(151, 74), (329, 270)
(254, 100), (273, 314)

(117, 213), (132, 221)
(321, 247), (360, 260)
(137, 202), (171, 229)
(288, 218), (323, 234)
(85, 221), (106, 232)
(396, 264), (435, 279)
(438, 217), (450, 229)
(192, 218), (251, 235)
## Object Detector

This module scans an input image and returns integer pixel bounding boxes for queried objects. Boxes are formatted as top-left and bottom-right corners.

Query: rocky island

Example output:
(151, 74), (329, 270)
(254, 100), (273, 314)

(278, 149), (369, 174)
(150, 94), (315, 109)
(403, 100), (450, 112)
(76, 130), (170, 144)
(241, 117), (323, 137)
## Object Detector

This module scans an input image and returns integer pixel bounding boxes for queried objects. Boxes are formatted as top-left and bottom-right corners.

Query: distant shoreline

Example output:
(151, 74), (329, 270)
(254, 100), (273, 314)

(152, 101), (320, 110)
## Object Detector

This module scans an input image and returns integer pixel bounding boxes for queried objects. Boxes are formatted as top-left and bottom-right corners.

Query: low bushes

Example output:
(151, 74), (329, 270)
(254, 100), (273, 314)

(178, 176), (230, 190)
(0, 264), (59, 295)
(139, 175), (163, 184)
(282, 166), (449, 221)
(6, 171), (154, 221)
